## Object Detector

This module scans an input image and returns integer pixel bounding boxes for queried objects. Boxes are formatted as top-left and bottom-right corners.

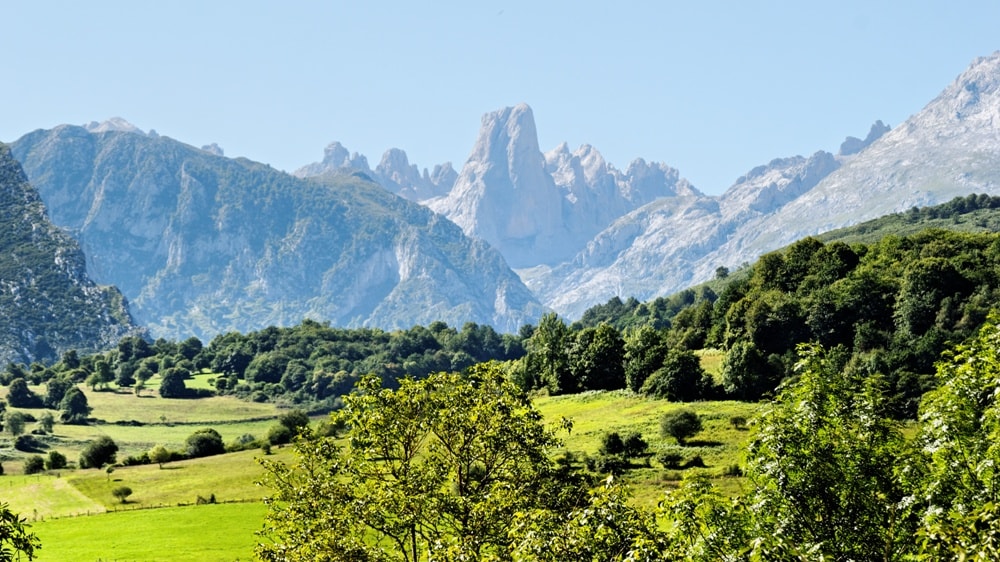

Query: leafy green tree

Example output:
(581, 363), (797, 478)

(660, 409), (702, 445)
(79, 436), (118, 469)
(6, 378), (41, 408)
(721, 340), (772, 400)
(4, 412), (25, 437)
(569, 323), (625, 391)
(258, 364), (585, 561)
(0, 502), (39, 560)
(623, 325), (669, 392)
(59, 386), (91, 424)
(149, 444), (171, 468)
(37, 412), (54, 433)
(525, 313), (573, 394)
(185, 428), (225, 458)
(639, 349), (706, 401)
(905, 318), (1000, 557)
(22, 456), (44, 475)
(44, 376), (72, 409)
(739, 343), (911, 560)
(112, 486), (133, 503)
(45, 450), (67, 470)
(158, 367), (188, 398)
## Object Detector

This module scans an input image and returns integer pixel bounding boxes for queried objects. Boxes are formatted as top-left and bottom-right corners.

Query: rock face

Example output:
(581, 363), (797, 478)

(528, 51), (1000, 318)
(11, 126), (546, 340)
(426, 104), (699, 268)
(0, 143), (143, 365)
(295, 142), (455, 202)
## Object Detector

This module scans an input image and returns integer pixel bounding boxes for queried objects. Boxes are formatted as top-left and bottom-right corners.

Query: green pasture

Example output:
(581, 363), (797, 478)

(534, 390), (760, 503)
(31, 502), (266, 561)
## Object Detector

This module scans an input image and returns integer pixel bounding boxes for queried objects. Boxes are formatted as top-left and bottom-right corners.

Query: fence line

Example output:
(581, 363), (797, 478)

(33, 497), (262, 522)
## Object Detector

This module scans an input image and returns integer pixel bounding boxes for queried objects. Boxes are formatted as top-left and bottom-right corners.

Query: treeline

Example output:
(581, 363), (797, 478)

(0, 320), (525, 410)
(516, 227), (1000, 417)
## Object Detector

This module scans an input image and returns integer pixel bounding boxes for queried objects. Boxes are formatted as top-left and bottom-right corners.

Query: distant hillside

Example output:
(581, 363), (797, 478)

(11, 124), (546, 340)
(0, 143), (143, 365)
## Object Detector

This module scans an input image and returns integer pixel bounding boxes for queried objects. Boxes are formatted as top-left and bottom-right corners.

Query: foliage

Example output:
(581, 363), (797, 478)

(0, 502), (39, 561)
(257, 364), (587, 561)
(45, 451), (67, 471)
(22, 456), (44, 475)
(5, 379), (41, 408)
(660, 409), (702, 445)
(58, 386), (90, 424)
(640, 349), (707, 401)
(3, 412), (24, 437)
(185, 428), (225, 458)
(148, 444), (171, 468)
(79, 436), (118, 469)
(112, 486), (133, 503)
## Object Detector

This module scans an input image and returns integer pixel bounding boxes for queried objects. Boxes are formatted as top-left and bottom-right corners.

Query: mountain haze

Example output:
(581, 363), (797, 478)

(11, 125), (545, 340)
(0, 144), (142, 365)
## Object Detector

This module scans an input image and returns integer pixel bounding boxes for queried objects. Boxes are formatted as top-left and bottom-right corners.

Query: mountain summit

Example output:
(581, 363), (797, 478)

(11, 126), (546, 340)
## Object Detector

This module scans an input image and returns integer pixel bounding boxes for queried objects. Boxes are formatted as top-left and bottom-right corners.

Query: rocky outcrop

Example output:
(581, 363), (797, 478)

(295, 142), (454, 201)
(0, 143), (143, 365)
(11, 127), (545, 340)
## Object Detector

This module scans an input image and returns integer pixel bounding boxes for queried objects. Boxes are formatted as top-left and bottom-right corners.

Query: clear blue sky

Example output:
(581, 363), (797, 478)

(3, 1), (998, 194)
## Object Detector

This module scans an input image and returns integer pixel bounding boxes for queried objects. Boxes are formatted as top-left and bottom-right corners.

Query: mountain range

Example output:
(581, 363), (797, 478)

(297, 51), (1000, 319)
(5, 51), (1000, 360)
(9, 127), (544, 343)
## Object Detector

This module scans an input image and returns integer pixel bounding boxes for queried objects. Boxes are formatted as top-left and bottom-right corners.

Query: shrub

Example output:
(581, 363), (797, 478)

(267, 424), (293, 446)
(684, 455), (706, 469)
(185, 428), (225, 458)
(621, 431), (648, 458)
(599, 432), (626, 456)
(80, 436), (118, 468)
(45, 451), (67, 470)
(729, 415), (748, 430)
(23, 456), (44, 475)
(656, 451), (685, 469)
(660, 409), (703, 445)
(13, 435), (38, 452)
(112, 486), (132, 503)
(589, 454), (629, 474)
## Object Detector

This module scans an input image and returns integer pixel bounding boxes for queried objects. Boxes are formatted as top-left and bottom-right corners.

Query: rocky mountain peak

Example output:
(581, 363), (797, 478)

(839, 120), (891, 156)
(84, 117), (145, 135)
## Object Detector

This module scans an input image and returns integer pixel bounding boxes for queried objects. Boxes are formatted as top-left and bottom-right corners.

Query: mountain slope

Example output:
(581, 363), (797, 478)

(0, 143), (142, 365)
(527, 52), (1000, 318)
(11, 125), (545, 340)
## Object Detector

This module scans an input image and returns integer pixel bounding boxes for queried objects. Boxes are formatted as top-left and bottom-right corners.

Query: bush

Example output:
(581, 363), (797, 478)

(621, 431), (648, 458)
(656, 451), (685, 469)
(45, 450), (67, 470)
(112, 486), (132, 503)
(729, 415), (748, 430)
(660, 409), (703, 445)
(267, 424), (293, 446)
(185, 428), (225, 458)
(13, 435), (39, 452)
(684, 455), (706, 469)
(723, 463), (744, 477)
(599, 432), (626, 456)
(590, 454), (629, 474)
(23, 456), (44, 475)
(80, 436), (118, 468)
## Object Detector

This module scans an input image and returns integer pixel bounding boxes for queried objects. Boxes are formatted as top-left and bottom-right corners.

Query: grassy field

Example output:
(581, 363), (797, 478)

(0, 375), (765, 559)
(31, 502), (266, 561)
(534, 390), (760, 504)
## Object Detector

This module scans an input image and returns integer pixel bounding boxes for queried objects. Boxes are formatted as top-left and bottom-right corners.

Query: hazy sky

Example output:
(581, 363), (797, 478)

(3, 1), (998, 194)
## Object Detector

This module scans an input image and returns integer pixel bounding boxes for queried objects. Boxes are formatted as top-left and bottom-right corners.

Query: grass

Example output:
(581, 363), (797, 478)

(0, 474), (105, 519)
(533, 390), (760, 504)
(68, 447), (293, 511)
(31, 502), (266, 561)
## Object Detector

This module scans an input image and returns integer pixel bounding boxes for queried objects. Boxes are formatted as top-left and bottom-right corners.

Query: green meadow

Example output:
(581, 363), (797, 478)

(0, 369), (762, 560)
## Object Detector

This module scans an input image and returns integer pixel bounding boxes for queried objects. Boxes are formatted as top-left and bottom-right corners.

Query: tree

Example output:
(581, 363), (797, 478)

(660, 409), (702, 445)
(37, 412), (54, 433)
(4, 412), (25, 437)
(185, 428), (225, 458)
(0, 503), (39, 560)
(623, 325), (669, 392)
(59, 386), (91, 424)
(258, 364), (586, 561)
(112, 486), (133, 503)
(524, 313), (573, 394)
(79, 436), (118, 469)
(737, 343), (911, 560)
(639, 349), (706, 401)
(6, 378), (41, 408)
(44, 376), (72, 409)
(149, 445), (171, 468)
(22, 456), (44, 475)
(158, 367), (188, 398)
(45, 450), (67, 470)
